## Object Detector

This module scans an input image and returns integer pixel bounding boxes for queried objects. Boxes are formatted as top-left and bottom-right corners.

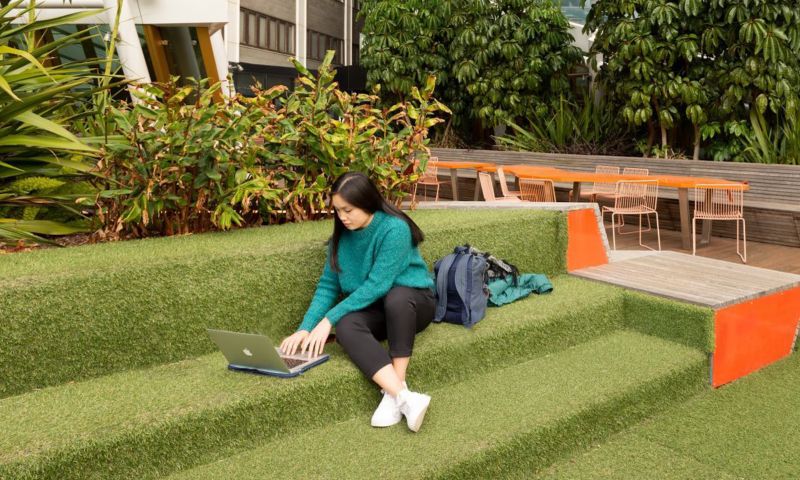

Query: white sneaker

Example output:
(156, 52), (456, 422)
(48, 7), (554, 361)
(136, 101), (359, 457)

(371, 391), (402, 427)
(397, 389), (431, 433)
(371, 381), (407, 428)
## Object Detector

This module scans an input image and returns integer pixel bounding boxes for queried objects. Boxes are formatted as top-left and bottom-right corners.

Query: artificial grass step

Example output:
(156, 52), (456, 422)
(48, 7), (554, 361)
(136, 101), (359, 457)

(0, 276), (623, 480)
(535, 352), (800, 480)
(166, 331), (707, 480)
(1, 209), (568, 398)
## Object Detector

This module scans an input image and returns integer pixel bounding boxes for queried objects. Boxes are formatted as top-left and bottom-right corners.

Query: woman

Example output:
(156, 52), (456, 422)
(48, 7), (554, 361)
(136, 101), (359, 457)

(280, 172), (436, 432)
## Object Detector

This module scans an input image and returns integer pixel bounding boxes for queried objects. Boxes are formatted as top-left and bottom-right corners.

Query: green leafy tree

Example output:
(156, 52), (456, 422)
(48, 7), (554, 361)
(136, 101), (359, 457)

(449, 0), (583, 128)
(359, 0), (450, 97)
(360, 0), (583, 131)
(584, 0), (800, 160)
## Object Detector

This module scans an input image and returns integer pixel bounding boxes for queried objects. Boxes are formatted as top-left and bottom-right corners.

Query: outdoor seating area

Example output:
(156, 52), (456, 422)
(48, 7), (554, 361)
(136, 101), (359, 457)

(413, 154), (752, 262)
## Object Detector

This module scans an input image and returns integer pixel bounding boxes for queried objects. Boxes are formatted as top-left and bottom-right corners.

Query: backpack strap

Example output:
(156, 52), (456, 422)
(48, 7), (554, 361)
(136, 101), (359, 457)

(433, 253), (459, 322)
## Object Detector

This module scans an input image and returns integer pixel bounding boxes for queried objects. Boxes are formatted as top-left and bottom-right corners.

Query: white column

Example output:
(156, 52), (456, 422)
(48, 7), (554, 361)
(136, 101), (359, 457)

(295, 0), (307, 66)
(103, 0), (151, 84)
(343, 0), (352, 65)
(210, 29), (232, 97)
(227, 0), (240, 64)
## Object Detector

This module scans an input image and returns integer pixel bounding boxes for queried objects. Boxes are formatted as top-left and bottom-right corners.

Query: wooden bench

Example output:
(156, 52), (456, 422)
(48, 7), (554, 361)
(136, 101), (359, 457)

(572, 250), (800, 387)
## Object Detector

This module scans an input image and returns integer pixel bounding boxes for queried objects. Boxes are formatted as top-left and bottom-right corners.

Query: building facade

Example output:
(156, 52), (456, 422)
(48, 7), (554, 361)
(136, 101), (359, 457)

(230, 0), (362, 95)
(14, 0), (361, 97)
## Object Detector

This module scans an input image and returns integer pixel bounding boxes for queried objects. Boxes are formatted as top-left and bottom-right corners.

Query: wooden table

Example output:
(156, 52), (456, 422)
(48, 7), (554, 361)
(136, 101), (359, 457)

(504, 165), (749, 250)
(434, 160), (496, 201)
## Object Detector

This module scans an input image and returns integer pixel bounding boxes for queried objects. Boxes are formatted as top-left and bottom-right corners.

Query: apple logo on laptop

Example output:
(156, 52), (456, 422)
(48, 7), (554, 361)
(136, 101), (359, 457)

(243, 348), (253, 357)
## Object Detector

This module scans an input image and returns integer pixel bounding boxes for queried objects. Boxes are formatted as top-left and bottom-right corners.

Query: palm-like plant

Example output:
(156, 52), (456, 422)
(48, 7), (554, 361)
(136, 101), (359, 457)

(0, 0), (106, 244)
(495, 94), (631, 155)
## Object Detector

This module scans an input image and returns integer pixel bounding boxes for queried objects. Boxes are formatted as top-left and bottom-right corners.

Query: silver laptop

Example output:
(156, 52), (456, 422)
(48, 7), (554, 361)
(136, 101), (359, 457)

(207, 329), (329, 378)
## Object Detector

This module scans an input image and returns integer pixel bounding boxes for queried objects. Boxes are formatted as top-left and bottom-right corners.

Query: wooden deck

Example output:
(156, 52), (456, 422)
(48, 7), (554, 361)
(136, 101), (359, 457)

(604, 220), (800, 275)
(572, 250), (800, 308)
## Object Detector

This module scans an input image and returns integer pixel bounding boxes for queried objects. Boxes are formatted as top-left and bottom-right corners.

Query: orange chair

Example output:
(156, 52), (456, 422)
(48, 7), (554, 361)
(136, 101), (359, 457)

(496, 166), (521, 198)
(411, 156), (446, 204)
(602, 180), (661, 251)
(693, 184), (746, 263)
(519, 178), (556, 202)
(478, 172), (519, 201)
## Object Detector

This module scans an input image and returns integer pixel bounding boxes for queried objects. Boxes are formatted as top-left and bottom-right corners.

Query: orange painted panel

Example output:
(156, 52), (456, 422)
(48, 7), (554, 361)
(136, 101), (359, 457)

(504, 165), (749, 190)
(712, 286), (800, 387)
(566, 208), (609, 271)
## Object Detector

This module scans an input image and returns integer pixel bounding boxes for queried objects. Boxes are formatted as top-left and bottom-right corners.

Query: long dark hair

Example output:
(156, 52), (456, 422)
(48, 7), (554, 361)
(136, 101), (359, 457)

(328, 172), (424, 272)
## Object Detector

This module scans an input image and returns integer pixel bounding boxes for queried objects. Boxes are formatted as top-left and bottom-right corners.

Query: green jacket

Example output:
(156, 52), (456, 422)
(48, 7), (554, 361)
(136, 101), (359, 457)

(487, 274), (553, 307)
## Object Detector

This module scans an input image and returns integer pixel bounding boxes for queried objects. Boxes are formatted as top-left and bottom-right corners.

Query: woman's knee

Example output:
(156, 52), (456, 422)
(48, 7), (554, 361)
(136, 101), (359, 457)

(334, 315), (359, 347)
(384, 286), (415, 312)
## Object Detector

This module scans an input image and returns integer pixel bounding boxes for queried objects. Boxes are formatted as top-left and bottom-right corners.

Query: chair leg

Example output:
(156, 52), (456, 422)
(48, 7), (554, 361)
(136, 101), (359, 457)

(611, 213), (617, 250)
(655, 212), (661, 251)
(638, 213), (643, 248)
(738, 218), (747, 263)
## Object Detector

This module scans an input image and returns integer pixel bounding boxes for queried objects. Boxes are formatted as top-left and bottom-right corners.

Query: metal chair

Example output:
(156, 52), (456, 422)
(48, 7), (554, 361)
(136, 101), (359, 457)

(622, 167), (649, 176)
(479, 172), (519, 201)
(411, 156), (446, 204)
(519, 178), (556, 202)
(616, 167), (651, 232)
(693, 184), (746, 263)
(496, 166), (521, 198)
(601, 180), (661, 251)
(570, 165), (619, 201)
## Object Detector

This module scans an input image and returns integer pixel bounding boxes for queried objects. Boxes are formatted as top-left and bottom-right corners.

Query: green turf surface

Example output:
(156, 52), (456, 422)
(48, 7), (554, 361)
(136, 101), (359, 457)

(0, 276), (624, 480)
(535, 353), (800, 480)
(535, 435), (740, 479)
(165, 332), (706, 480)
(0, 209), (568, 398)
(623, 291), (715, 352)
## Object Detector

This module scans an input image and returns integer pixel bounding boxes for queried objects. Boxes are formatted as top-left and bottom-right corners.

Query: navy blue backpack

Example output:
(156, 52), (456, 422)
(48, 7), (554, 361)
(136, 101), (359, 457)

(432, 245), (490, 328)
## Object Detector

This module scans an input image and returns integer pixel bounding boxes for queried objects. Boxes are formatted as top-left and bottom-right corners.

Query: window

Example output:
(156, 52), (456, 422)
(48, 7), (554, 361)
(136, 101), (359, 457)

(269, 19), (277, 49)
(258, 17), (267, 48)
(247, 14), (256, 46)
(306, 29), (344, 64)
(240, 8), (295, 54)
(278, 23), (286, 52)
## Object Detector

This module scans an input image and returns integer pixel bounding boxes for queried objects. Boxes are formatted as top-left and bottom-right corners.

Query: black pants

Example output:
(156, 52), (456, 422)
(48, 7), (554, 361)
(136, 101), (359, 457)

(335, 286), (435, 378)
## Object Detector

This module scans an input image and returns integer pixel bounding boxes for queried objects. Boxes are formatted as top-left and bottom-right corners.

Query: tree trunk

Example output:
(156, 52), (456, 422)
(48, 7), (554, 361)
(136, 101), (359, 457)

(693, 124), (701, 161)
(646, 120), (656, 155)
(661, 125), (668, 147)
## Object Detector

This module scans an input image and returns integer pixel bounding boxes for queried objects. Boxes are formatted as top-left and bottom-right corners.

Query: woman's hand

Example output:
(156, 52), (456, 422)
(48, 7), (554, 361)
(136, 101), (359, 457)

(280, 330), (309, 356)
(301, 318), (332, 357)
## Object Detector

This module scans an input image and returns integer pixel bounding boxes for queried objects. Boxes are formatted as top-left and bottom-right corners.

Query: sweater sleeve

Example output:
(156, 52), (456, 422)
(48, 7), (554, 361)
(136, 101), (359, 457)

(324, 223), (412, 325)
(298, 247), (341, 332)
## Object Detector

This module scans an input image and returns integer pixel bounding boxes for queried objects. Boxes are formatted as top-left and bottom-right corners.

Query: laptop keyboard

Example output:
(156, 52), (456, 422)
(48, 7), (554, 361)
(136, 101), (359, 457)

(281, 357), (307, 369)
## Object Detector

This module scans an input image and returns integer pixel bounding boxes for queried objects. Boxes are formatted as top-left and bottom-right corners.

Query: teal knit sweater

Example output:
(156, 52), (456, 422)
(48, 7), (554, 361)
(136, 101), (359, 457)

(298, 211), (434, 332)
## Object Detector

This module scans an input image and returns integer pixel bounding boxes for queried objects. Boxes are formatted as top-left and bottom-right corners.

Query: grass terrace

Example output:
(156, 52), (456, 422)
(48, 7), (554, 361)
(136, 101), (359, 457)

(0, 207), (780, 480)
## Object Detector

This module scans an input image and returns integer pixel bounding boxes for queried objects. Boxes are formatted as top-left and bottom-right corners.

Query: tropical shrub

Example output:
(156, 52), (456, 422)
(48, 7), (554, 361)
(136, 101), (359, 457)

(0, 1), (107, 245)
(740, 108), (800, 165)
(495, 94), (632, 155)
(95, 51), (449, 239)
